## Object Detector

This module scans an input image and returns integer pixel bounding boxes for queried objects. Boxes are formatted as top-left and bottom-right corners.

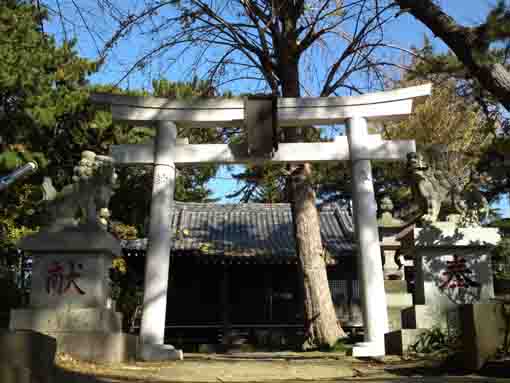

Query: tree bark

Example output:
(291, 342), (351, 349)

(395, 0), (510, 112)
(279, 53), (346, 348)
(289, 163), (347, 349)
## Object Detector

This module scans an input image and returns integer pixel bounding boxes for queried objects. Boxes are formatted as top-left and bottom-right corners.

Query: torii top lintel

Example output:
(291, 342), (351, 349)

(90, 84), (431, 127)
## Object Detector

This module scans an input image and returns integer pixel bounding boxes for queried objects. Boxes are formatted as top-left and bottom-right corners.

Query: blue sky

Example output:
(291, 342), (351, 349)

(44, 0), (509, 216)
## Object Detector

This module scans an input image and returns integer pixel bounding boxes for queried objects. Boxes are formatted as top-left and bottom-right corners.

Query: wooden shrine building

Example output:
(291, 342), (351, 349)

(121, 201), (363, 346)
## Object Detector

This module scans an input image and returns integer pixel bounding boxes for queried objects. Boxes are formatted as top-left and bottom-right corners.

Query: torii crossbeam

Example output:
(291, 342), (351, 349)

(92, 84), (431, 360)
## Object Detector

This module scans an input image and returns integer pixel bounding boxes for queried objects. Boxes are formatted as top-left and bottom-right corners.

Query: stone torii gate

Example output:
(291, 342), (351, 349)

(92, 84), (431, 359)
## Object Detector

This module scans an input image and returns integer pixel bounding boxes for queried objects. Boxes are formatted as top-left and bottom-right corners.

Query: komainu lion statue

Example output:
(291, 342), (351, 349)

(406, 149), (489, 226)
(40, 151), (118, 232)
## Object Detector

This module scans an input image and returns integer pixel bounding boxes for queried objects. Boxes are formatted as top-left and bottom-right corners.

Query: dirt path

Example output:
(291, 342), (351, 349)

(54, 352), (510, 383)
(56, 352), (354, 382)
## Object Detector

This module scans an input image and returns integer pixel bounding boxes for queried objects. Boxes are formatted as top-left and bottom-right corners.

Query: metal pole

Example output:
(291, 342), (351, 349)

(0, 162), (38, 191)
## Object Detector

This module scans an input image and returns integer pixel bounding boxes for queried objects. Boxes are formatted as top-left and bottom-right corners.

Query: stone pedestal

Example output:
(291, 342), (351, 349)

(460, 302), (509, 370)
(378, 210), (406, 281)
(10, 228), (137, 363)
(0, 330), (56, 383)
(385, 280), (413, 331)
(412, 224), (498, 322)
(385, 223), (501, 355)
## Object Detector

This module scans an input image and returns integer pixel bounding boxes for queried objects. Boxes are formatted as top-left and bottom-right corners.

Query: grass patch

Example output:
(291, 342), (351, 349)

(320, 338), (352, 353)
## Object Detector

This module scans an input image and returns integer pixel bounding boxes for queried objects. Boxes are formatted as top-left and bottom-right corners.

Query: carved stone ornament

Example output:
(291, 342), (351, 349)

(378, 196), (403, 227)
(40, 151), (118, 232)
(406, 148), (489, 226)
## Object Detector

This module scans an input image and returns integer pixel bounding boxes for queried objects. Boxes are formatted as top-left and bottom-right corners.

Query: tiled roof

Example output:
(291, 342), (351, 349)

(121, 202), (355, 261)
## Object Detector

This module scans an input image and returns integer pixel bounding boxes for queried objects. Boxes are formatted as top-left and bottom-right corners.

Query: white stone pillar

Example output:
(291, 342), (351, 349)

(347, 116), (389, 357)
(139, 121), (182, 360)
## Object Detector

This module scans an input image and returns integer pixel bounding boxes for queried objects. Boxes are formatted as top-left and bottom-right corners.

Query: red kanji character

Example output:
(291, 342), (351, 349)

(439, 255), (480, 290)
(46, 261), (64, 295)
(63, 262), (86, 295)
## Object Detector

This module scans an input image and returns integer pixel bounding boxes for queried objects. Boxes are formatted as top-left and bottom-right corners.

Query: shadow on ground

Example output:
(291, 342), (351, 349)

(56, 367), (145, 383)
(377, 356), (510, 382)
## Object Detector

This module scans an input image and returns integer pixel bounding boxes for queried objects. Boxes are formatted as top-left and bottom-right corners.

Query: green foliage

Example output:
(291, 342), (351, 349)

(109, 256), (143, 331)
(228, 164), (288, 203)
(0, 0), (96, 171)
(385, 83), (492, 157)
(478, 135), (510, 201)
(319, 338), (351, 353)
(493, 238), (510, 280)
(0, 146), (47, 172)
(227, 123), (322, 203)
(407, 28), (508, 135)
(110, 222), (138, 240)
(492, 218), (510, 231)
(0, 182), (41, 249)
(477, 1), (510, 54)
(409, 327), (460, 354)
(399, 30), (510, 207)
(0, 1), (96, 260)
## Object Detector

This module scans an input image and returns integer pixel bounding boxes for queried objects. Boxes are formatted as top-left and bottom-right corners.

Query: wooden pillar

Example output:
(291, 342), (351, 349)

(263, 268), (273, 322)
(220, 265), (231, 342)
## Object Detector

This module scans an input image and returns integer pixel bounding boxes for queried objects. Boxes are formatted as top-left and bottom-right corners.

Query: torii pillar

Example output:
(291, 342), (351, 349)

(139, 121), (183, 361)
(348, 117), (388, 357)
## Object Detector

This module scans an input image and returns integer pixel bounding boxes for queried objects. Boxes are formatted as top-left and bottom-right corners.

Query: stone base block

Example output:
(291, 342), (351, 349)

(350, 341), (385, 357)
(460, 303), (507, 370)
(49, 331), (138, 363)
(139, 343), (183, 361)
(10, 307), (122, 333)
(0, 330), (56, 383)
(385, 329), (428, 355)
(387, 308), (404, 331)
(0, 365), (31, 383)
(386, 293), (413, 308)
(401, 305), (446, 329)
(384, 280), (408, 294)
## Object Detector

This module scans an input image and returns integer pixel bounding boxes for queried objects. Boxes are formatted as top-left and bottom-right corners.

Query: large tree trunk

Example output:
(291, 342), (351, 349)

(395, 0), (510, 112)
(289, 163), (347, 349)
(280, 55), (346, 349)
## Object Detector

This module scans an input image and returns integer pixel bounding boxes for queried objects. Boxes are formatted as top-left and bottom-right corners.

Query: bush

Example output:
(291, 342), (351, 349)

(492, 238), (510, 280)
(409, 327), (460, 354)
(319, 338), (353, 353)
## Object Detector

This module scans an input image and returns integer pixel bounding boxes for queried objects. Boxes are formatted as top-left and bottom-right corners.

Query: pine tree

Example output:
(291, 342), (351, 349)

(0, 0), (95, 255)
(0, 0), (95, 174)
(395, 0), (510, 113)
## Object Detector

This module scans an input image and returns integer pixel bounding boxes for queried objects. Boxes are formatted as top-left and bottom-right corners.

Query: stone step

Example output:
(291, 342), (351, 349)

(0, 331), (56, 383)
(47, 331), (138, 363)
(10, 308), (122, 332)
(386, 292), (413, 308)
(384, 280), (408, 294)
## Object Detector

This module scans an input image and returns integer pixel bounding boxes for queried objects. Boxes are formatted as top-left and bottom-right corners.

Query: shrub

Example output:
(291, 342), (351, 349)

(492, 238), (510, 280)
